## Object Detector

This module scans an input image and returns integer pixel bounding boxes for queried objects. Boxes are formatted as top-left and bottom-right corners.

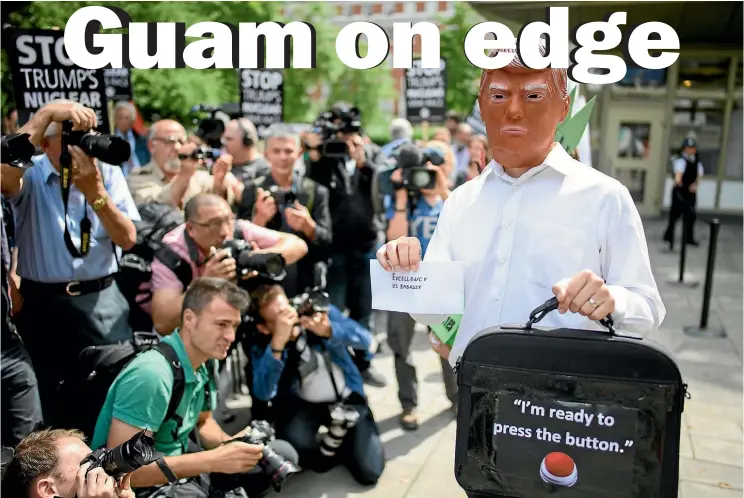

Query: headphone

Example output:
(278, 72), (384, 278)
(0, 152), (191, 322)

(238, 119), (254, 147)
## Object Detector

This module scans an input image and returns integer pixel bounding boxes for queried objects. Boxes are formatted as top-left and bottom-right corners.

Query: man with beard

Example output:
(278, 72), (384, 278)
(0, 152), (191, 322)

(375, 47), (665, 379)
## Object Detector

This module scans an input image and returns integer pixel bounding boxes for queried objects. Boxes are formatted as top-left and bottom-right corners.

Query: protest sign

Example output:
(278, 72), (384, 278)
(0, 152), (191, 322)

(6, 28), (109, 133)
(491, 393), (638, 496)
(370, 261), (465, 315)
(238, 68), (284, 138)
(405, 58), (447, 124)
(103, 68), (133, 102)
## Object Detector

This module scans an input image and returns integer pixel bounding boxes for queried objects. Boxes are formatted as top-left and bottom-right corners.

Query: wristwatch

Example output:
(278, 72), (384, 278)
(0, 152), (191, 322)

(91, 195), (108, 212)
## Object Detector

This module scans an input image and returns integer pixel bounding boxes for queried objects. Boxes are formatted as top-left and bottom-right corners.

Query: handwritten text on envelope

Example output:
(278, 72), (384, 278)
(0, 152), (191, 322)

(370, 261), (466, 314)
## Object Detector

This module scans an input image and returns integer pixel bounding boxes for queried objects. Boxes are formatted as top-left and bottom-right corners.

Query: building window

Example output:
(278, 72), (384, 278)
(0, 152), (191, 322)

(373, 3), (383, 14)
(615, 67), (667, 89)
(416, 2), (426, 13)
(352, 5), (362, 16)
(438, 1), (448, 12)
(395, 2), (404, 13)
(736, 60), (743, 89)
(335, 5), (343, 16)
(670, 98), (725, 176)
(677, 57), (731, 91)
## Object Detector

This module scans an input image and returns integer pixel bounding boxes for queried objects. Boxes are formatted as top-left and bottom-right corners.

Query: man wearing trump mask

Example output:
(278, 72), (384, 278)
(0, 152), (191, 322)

(375, 48), (665, 371)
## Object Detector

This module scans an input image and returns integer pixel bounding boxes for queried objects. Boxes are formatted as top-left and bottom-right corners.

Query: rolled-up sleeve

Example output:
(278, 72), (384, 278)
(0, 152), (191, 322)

(600, 185), (666, 333)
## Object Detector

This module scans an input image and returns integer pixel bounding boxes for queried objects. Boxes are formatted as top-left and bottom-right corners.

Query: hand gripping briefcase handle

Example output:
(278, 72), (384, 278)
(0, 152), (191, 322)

(525, 296), (615, 334)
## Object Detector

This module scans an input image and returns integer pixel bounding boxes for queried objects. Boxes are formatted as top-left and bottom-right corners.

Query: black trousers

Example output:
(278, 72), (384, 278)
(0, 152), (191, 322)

(274, 393), (385, 485)
(664, 186), (696, 246)
(17, 280), (132, 429)
(327, 249), (374, 372)
(1, 333), (43, 461)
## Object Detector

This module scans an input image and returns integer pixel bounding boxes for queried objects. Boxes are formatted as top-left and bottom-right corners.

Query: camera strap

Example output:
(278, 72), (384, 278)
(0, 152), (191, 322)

(318, 341), (343, 402)
(59, 150), (92, 258)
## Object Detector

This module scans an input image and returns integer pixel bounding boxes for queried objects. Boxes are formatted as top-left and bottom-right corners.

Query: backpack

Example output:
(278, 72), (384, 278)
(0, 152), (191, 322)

(453, 297), (686, 498)
(115, 202), (192, 331)
(56, 333), (187, 443)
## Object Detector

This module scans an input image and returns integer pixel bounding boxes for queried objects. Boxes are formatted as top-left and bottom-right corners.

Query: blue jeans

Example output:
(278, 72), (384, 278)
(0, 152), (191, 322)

(275, 393), (385, 485)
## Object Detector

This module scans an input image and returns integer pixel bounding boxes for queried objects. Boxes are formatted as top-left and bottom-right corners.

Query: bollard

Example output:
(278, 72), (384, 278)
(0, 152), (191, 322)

(678, 215), (688, 282)
(683, 219), (726, 338)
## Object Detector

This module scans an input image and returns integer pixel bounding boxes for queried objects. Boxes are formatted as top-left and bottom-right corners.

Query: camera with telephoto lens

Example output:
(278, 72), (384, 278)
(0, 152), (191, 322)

(291, 287), (331, 318)
(319, 402), (360, 459)
(221, 239), (287, 283)
(80, 430), (162, 480)
(61, 120), (131, 165)
(377, 143), (445, 197)
(228, 420), (301, 492)
(307, 104), (362, 159)
(191, 104), (235, 149)
(178, 144), (221, 162)
(1, 132), (35, 168)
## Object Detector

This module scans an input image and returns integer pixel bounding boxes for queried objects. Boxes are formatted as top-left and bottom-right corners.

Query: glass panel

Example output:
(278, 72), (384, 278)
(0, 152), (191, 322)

(615, 67), (667, 89)
(670, 99), (724, 176)
(677, 57), (731, 91)
(723, 99), (743, 180)
(736, 60), (743, 89)
(614, 169), (646, 203)
(617, 122), (650, 159)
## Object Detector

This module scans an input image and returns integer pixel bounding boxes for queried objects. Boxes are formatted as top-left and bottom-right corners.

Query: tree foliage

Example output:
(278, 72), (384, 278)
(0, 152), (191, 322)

(439, 2), (484, 116)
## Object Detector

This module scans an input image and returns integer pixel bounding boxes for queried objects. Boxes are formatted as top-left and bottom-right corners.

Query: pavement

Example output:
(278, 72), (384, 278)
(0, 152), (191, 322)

(257, 217), (744, 498)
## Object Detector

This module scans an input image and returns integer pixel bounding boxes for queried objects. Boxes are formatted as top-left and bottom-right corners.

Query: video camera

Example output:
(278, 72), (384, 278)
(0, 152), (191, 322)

(377, 143), (445, 197)
(80, 430), (161, 480)
(1, 132), (35, 168)
(62, 120), (131, 165)
(307, 104), (362, 159)
(221, 239), (287, 284)
(191, 104), (233, 149)
(214, 420), (301, 492)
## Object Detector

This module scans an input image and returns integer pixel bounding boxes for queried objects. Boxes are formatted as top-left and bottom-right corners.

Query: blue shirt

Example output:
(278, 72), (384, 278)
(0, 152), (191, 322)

(10, 154), (140, 283)
(385, 194), (444, 257)
(250, 304), (372, 402)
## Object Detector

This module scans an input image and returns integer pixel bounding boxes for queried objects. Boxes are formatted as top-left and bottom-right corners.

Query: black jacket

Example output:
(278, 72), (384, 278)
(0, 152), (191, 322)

(237, 173), (332, 297)
(305, 145), (382, 253)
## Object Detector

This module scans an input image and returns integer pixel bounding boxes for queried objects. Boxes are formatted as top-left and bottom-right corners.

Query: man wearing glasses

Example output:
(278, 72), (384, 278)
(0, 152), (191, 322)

(127, 119), (242, 208)
(149, 192), (308, 335)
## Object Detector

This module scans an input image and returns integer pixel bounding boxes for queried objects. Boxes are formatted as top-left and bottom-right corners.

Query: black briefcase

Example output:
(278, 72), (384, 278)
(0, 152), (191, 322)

(453, 297), (687, 498)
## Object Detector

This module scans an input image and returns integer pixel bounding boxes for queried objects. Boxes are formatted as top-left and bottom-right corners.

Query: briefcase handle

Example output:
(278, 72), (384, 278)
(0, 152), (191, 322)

(526, 296), (615, 334)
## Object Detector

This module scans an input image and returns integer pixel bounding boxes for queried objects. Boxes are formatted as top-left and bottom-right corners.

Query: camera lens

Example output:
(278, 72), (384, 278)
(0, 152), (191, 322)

(259, 446), (301, 491)
(78, 134), (131, 165)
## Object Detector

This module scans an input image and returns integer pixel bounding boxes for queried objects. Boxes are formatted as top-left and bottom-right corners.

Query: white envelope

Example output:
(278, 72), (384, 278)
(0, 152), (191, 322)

(369, 260), (466, 315)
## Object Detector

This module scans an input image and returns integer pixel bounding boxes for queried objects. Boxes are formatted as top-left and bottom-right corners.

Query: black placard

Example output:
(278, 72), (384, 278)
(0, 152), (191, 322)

(5, 29), (109, 133)
(238, 69), (284, 138)
(104, 68), (133, 102)
(492, 393), (638, 497)
(405, 58), (447, 124)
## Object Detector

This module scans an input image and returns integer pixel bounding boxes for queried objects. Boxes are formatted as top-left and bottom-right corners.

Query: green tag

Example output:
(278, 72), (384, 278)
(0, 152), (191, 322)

(430, 314), (462, 348)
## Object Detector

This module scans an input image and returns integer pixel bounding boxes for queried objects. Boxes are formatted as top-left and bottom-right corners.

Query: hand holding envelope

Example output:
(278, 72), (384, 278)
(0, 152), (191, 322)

(372, 236), (465, 358)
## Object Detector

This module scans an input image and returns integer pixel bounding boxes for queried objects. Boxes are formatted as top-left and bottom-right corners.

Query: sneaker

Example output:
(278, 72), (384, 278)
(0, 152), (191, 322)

(362, 366), (388, 387)
(400, 408), (419, 431)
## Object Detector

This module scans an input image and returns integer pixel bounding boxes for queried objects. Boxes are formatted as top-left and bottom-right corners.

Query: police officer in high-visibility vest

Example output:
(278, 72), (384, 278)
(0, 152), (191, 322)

(664, 137), (703, 249)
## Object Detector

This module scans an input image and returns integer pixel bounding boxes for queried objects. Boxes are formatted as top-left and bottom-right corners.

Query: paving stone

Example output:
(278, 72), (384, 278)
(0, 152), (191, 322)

(679, 456), (743, 490)
(690, 435), (743, 467)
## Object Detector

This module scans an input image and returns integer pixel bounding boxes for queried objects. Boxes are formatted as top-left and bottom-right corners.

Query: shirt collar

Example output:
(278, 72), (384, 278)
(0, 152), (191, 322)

(37, 154), (59, 183)
(167, 329), (199, 383)
(482, 143), (575, 182)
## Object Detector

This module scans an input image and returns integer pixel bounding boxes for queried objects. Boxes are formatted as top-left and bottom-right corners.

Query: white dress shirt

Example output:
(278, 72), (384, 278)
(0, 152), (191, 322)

(412, 143), (666, 367)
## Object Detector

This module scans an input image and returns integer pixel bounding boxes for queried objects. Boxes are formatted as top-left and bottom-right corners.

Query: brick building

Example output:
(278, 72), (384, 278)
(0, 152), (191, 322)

(279, 1), (464, 117)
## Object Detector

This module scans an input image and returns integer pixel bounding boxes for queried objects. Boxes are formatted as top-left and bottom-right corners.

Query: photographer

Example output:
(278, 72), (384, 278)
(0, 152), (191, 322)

(237, 123), (332, 298)
(2, 428), (134, 498)
(247, 284), (384, 485)
(384, 141), (457, 431)
(126, 119), (242, 208)
(0, 100), (140, 429)
(150, 193), (308, 335)
(304, 103), (387, 387)
(91, 278), (298, 497)
(221, 118), (271, 182)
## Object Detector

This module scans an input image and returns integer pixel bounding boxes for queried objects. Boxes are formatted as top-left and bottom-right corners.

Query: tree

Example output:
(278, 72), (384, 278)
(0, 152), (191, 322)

(439, 3), (484, 116)
(1, 1), (276, 123)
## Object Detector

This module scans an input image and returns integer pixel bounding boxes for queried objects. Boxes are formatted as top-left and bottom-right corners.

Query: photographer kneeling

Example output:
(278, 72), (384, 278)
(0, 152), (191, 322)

(247, 284), (385, 485)
(91, 278), (299, 497)
(2, 428), (134, 498)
